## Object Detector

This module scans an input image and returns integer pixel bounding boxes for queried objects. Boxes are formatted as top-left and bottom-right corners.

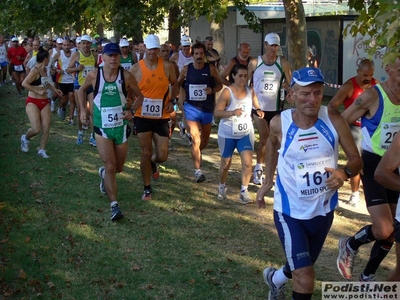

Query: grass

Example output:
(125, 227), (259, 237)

(0, 83), (394, 299)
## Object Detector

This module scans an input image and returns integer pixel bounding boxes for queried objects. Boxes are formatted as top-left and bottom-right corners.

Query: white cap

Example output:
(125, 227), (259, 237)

(181, 35), (191, 47)
(264, 33), (280, 46)
(76, 37), (81, 43)
(81, 35), (92, 42)
(144, 34), (160, 49)
(11, 37), (18, 42)
(56, 38), (63, 44)
(119, 39), (129, 47)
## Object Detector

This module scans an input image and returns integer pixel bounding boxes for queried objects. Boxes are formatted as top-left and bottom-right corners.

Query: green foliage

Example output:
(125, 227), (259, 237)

(0, 0), (262, 38)
(343, 0), (399, 64)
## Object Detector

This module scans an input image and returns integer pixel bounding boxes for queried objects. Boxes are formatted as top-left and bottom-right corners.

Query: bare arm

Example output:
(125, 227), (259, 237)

(327, 112), (363, 189)
(177, 65), (188, 86)
(375, 131), (400, 191)
(220, 59), (235, 86)
(247, 57), (257, 87)
(123, 69), (144, 112)
(341, 87), (377, 125)
(210, 64), (222, 93)
(66, 52), (83, 74)
(328, 80), (353, 114)
(166, 61), (179, 102)
(256, 115), (281, 207)
(214, 88), (232, 118)
(169, 52), (178, 64)
(281, 57), (292, 90)
(78, 70), (96, 124)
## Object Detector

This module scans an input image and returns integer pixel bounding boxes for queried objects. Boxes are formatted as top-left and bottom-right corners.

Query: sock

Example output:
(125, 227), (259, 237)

(272, 267), (290, 288)
(255, 163), (263, 171)
(110, 201), (118, 207)
(195, 169), (201, 175)
(219, 183), (226, 187)
(352, 191), (359, 197)
(91, 132), (95, 139)
(363, 239), (393, 276)
(240, 185), (248, 193)
(283, 263), (293, 279)
(292, 291), (312, 300)
(78, 130), (83, 135)
(348, 225), (375, 251)
(144, 185), (152, 192)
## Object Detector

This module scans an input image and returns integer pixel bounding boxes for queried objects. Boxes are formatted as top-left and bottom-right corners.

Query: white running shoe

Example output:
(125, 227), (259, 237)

(217, 185), (227, 200)
(239, 190), (253, 204)
(50, 100), (56, 112)
(38, 149), (50, 158)
(195, 170), (206, 183)
(337, 236), (358, 279)
(21, 134), (29, 152)
(348, 193), (360, 207)
(263, 267), (287, 300)
(178, 121), (186, 139)
(253, 168), (264, 185)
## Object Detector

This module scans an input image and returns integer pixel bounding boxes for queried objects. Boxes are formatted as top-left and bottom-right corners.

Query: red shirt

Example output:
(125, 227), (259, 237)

(7, 45), (27, 65)
(344, 76), (377, 126)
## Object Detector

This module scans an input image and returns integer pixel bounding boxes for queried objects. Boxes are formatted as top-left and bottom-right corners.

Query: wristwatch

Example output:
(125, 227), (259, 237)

(344, 167), (352, 178)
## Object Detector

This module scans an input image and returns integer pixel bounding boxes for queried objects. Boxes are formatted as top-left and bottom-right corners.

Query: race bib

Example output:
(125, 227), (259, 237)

(189, 84), (207, 101)
(380, 123), (400, 150)
(101, 106), (123, 128)
(295, 157), (335, 198)
(121, 63), (131, 71)
(40, 76), (51, 87)
(141, 98), (162, 118)
(14, 64), (23, 72)
(261, 80), (278, 96)
(82, 66), (94, 78)
(231, 116), (250, 136)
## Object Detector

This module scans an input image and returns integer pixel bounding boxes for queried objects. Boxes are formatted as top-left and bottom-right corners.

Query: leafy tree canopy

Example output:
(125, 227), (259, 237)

(343, 0), (399, 64)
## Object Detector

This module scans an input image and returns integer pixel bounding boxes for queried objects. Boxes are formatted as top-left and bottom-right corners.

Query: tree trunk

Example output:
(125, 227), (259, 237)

(283, 0), (307, 70)
(210, 21), (226, 66)
(168, 5), (181, 51)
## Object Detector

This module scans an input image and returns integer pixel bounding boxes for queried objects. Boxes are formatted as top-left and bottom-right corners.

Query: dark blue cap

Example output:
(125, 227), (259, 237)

(102, 43), (121, 55)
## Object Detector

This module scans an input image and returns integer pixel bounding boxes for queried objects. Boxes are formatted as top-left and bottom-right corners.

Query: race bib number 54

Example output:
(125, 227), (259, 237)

(101, 106), (123, 128)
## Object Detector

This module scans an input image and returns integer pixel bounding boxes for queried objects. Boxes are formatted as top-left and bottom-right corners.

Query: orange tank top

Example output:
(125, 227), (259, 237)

(135, 57), (170, 119)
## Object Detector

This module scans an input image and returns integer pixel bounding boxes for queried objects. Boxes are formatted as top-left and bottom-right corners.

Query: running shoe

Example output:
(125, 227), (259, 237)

(82, 123), (89, 130)
(178, 121), (186, 139)
(76, 132), (84, 145)
(142, 189), (152, 201)
(69, 119), (74, 126)
(239, 190), (254, 204)
(348, 193), (360, 207)
(50, 100), (56, 112)
(253, 168), (264, 185)
(111, 204), (124, 221)
(263, 267), (287, 300)
(59, 109), (66, 120)
(187, 133), (193, 147)
(217, 185), (227, 200)
(337, 236), (358, 279)
(195, 170), (206, 183)
(359, 272), (376, 282)
(21, 134), (29, 152)
(89, 136), (97, 147)
(151, 161), (160, 180)
(98, 166), (107, 195)
(38, 149), (50, 158)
